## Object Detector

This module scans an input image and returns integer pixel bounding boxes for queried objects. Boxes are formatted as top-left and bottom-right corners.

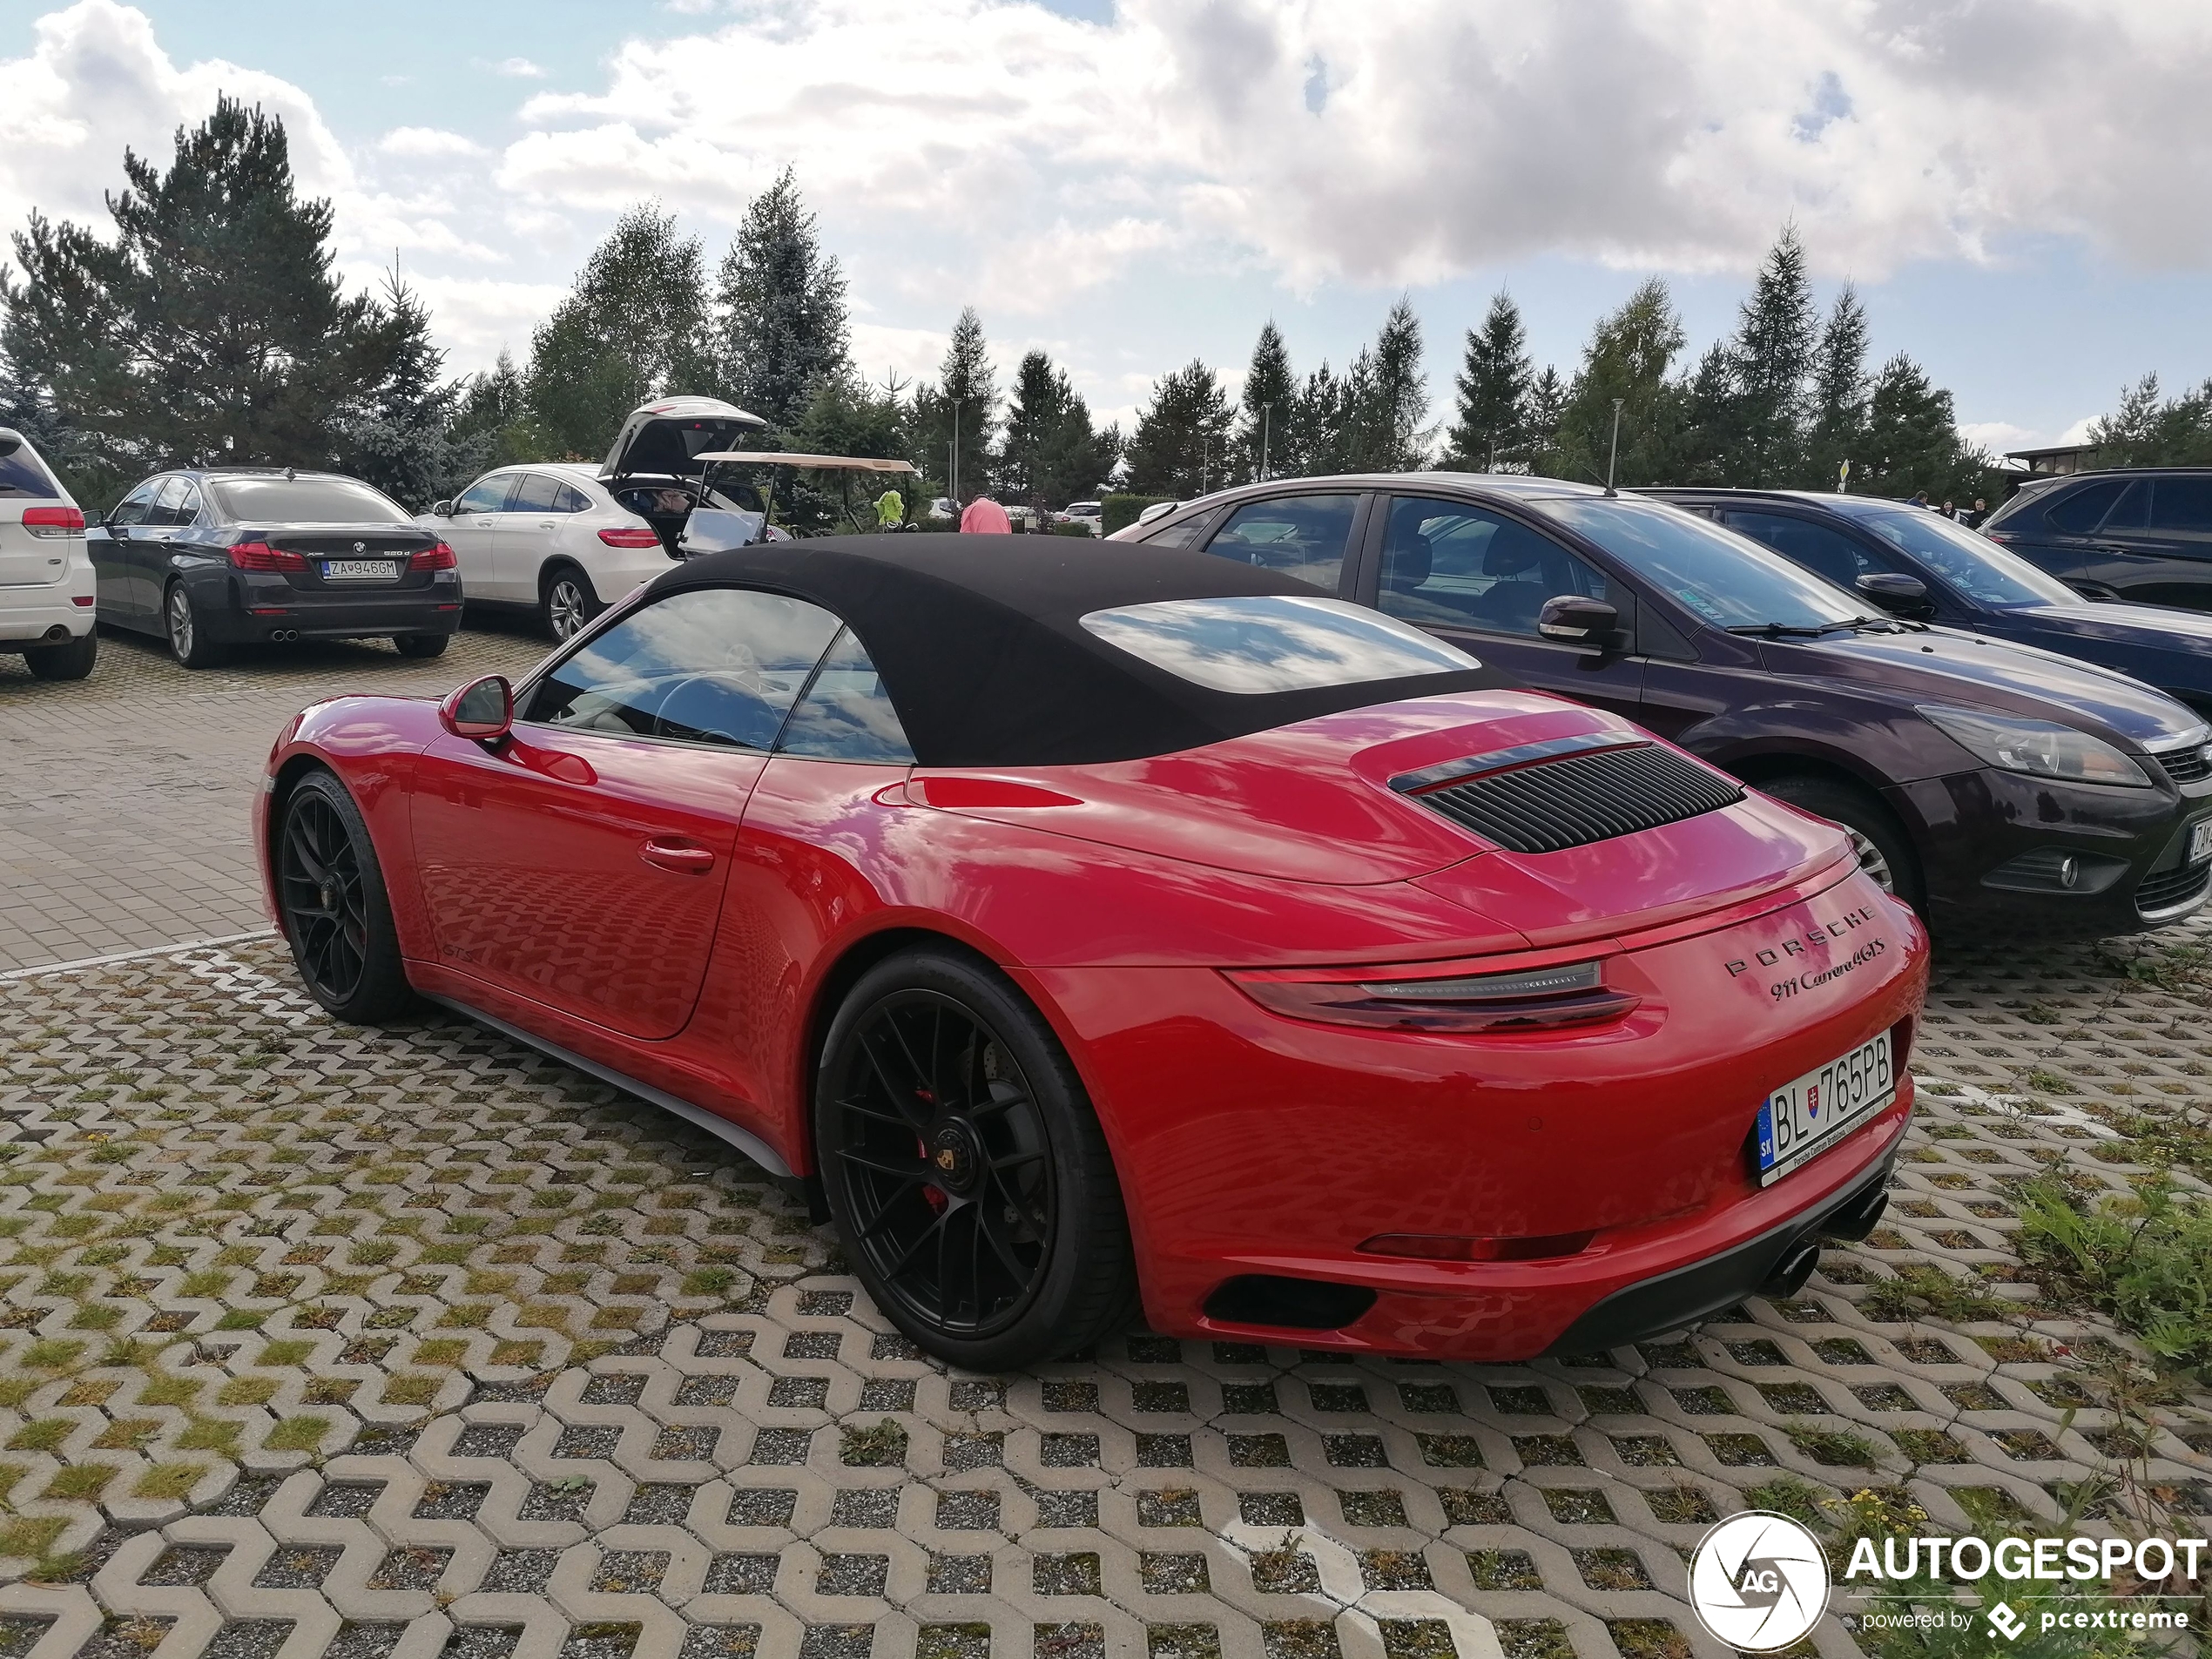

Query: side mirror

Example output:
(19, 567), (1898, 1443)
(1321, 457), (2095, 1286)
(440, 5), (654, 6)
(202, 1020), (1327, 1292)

(1537, 595), (1622, 649)
(440, 675), (513, 742)
(1855, 571), (1935, 620)
(431, 500), (455, 517)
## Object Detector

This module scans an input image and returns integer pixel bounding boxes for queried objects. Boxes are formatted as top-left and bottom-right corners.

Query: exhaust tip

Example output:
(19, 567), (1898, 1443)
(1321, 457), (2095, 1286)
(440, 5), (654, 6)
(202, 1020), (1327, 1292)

(1759, 1243), (1820, 1299)
(1818, 1188), (1889, 1244)
(43, 624), (70, 641)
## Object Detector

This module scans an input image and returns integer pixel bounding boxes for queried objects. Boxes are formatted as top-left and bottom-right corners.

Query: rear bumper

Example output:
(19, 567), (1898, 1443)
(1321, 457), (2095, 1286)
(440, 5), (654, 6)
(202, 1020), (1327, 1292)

(0, 574), (96, 644)
(206, 600), (462, 643)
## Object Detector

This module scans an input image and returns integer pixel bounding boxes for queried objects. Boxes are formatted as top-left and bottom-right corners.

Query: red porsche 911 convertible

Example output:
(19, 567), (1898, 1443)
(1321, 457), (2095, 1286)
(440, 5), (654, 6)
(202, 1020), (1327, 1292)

(257, 535), (1927, 1369)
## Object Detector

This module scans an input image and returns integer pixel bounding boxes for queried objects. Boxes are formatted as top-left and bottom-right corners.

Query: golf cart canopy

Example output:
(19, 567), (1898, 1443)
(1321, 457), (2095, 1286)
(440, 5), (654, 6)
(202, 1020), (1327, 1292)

(600, 397), (768, 482)
(692, 453), (918, 472)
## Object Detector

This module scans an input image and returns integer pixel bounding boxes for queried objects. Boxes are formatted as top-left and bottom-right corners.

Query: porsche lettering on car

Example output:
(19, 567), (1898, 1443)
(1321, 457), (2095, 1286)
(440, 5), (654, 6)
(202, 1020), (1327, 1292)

(256, 536), (1929, 1368)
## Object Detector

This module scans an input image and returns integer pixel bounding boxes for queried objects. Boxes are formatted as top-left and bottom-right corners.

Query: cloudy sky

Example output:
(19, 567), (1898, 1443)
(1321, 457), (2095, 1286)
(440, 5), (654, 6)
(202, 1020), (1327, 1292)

(3, 0), (2210, 452)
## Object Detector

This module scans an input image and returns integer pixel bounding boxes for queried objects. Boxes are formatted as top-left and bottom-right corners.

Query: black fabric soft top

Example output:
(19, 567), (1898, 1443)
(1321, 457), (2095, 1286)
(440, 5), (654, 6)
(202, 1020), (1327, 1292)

(643, 535), (1499, 768)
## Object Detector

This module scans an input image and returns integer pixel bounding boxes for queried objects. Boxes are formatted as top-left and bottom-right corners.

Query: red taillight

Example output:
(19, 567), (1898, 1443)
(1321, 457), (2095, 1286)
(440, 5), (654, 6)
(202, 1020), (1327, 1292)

(228, 540), (308, 572)
(412, 541), (456, 570)
(1224, 956), (1638, 1034)
(598, 527), (662, 548)
(1358, 1231), (1595, 1263)
(21, 506), (84, 536)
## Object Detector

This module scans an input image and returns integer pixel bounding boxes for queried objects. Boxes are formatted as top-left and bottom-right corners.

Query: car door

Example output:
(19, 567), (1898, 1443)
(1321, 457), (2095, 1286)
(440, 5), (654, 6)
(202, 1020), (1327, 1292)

(499, 471), (566, 601)
(1194, 491), (1365, 593)
(92, 477), (162, 623)
(1355, 492), (1645, 720)
(443, 473), (515, 602)
(408, 584), (846, 1041)
(128, 476), (195, 617)
(2010, 477), (2131, 597)
(2094, 476), (2212, 610)
(1720, 508), (1959, 621)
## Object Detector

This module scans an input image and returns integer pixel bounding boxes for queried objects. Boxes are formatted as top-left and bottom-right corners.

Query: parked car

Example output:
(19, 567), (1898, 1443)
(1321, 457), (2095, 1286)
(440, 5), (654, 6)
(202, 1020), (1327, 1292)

(1650, 487), (2212, 721)
(1980, 468), (2212, 612)
(0, 427), (96, 679)
(430, 396), (769, 642)
(258, 533), (1925, 1366)
(90, 469), (459, 669)
(1121, 475), (2212, 935)
(1059, 500), (1103, 535)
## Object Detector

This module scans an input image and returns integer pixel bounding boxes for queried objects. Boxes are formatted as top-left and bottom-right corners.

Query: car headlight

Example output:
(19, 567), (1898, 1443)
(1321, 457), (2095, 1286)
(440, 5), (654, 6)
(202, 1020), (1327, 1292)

(1919, 705), (2151, 787)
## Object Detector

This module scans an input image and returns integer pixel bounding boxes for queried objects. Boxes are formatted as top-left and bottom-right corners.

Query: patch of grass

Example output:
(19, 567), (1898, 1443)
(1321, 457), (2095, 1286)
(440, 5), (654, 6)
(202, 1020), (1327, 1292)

(42, 1461), (118, 1501)
(7, 1420), (72, 1453)
(133, 1462), (207, 1500)
(217, 1376), (278, 1406)
(2018, 1172), (2212, 1379)
(840, 1420), (909, 1467)
(1782, 1419), (1883, 1467)
(1739, 1474), (1827, 1529)
(177, 1418), (240, 1453)
(382, 1373), (442, 1406)
(1860, 1263), (2017, 1324)
(265, 1415), (331, 1452)
(0, 1517), (66, 1559)
(257, 1339), (315, 1366)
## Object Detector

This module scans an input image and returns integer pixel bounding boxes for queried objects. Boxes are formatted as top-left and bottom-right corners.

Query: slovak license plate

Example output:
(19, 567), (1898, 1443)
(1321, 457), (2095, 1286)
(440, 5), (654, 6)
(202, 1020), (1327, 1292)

(2191, 819), (2212, 864)
(321, 558), (398, 580)
(1755, 1031), (1894, 1186)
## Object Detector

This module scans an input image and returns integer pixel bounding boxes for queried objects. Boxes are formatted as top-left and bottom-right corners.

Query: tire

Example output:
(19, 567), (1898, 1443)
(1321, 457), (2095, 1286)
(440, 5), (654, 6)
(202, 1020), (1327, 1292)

(23, 631), (97, 681)
(815, 948), (1137, 1370)
(540, 564), (602, 643)
(394, 633), (449, 659)
(163, 580), (226, 670)
(274, 769), (415, 1024)
(1760, 772), (1925, 913)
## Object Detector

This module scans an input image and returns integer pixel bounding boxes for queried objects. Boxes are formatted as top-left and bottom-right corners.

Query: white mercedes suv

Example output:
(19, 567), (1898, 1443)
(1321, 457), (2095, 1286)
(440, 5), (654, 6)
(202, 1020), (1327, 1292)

(0, 428), (96, 679)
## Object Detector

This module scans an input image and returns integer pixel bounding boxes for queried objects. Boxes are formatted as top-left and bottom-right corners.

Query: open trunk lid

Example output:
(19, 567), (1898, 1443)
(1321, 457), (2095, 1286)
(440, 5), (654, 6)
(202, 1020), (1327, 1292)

(599, 396), (767, 484)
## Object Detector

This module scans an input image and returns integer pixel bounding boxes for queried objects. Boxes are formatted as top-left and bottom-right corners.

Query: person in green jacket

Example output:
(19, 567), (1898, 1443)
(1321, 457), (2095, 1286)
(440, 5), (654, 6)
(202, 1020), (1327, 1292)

(874, 486), (904, 530)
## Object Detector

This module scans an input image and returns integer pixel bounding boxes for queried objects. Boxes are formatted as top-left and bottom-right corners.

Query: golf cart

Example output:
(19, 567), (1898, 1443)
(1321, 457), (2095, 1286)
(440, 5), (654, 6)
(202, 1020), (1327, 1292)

(680, 452), (921, 552)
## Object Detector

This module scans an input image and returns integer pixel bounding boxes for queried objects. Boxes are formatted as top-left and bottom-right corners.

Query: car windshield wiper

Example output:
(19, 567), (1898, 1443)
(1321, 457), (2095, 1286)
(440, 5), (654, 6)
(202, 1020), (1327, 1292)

(1724, 616), (1903, 638)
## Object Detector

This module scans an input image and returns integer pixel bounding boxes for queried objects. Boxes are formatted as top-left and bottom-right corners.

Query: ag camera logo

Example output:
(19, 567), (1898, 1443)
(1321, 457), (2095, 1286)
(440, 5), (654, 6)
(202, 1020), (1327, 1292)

(1689, 1512), (1831, 1650)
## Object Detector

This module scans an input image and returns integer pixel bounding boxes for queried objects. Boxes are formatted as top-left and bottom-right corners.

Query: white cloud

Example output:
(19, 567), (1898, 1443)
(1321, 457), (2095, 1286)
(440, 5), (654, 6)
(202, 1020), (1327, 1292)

(376, 125), (483, 158)
(487, 56), (546, 78)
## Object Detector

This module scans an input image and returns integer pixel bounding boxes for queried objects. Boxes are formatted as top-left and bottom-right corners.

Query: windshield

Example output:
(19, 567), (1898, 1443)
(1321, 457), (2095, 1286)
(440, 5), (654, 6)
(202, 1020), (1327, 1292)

(1851, 508), (2080, 609)
(1531, 496), (1863, 631)
(210, 476), (410, 524)
(1082, 595), (1480, 693)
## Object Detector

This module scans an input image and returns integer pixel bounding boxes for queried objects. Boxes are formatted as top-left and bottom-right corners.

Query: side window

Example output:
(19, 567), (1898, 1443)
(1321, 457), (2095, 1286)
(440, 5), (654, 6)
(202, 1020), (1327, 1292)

(2044, 479), (2125, 534)
(551, 481), (593, 514)
(1378, 496), (1611, 637)
(146, 476), (193, 528)
(1140, 514), (1208, 550)
(777, 628), (915, 764)
(171, 483), (202, 527)
(2152, 478), (2212, 534)
(455, 475), (512, 516)
(1724, 510), (1892, 590)
(509, 473), (562, 514)
(1204, 495), (1357, 590)
(107, 478), (162, 528)
(2101, 480), (2148, 531)
(523, 587), (843, 749)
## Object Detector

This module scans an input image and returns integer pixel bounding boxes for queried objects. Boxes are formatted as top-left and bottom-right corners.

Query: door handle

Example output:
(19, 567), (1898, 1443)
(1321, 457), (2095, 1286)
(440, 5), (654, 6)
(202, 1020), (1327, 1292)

(640, 840), (715, 874)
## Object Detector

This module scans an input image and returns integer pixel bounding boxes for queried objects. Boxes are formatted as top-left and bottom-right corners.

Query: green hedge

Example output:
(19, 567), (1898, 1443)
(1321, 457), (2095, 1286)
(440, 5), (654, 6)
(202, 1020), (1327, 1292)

(1051, 521), (1094, 537)
(1103, 494), (1176, 536)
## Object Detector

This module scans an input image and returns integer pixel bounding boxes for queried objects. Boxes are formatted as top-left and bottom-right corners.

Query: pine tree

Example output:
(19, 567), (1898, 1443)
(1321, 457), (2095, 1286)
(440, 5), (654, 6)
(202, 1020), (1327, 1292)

(334, 273), (462, 509)
(526, 203), (711, 461)
(1339, 297), (1432, 473)
(1236, 320), (1295, 481)
(0, 96), (396, 504)
(1524, 365), (1568, 475)
(2086, 374), (2212, 467)
(1553, 278), (1688, 487)
(1859, 353), (1981, 499)
(448, 349), (553, 477)
(1806, 283), (1871, 489)
(1447, 291), (1533, 470)
(1285, 362), (1345, 476)
(711, 166), (850, 433)
(1123, 360), (1234, 496)
(997, 349), (1110, 509)
(912, 307), (996, 500)
(1726, 225), (1817, 486)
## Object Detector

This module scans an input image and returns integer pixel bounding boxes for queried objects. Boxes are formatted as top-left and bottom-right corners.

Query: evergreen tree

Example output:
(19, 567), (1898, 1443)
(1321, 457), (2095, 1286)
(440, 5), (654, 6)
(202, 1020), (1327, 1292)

(448, 349), (554, 477)
(1446, 290), (1533, 470)
(1858, 353), (1984, 499)
(1235, 320), (1295, 482)
(1553, 278), (1688, 487)
(526, 203), (711, 461)
(711, 166), (850, 433)
(0, 96), (397, 505)
(1523, 365), (1568, 475)
(1339, 296), (1432, 472)
(334, 273), (462, 508)
(1123, 360), (1234, 496)
(2086, 374), (2212, 467)
(997, 349), (1111, 508)
(1807, 283), (1871, 489)
(911, 307), (996, 500)
(1284, 362), (1345, 476)
(1726, 225), (1817, 486)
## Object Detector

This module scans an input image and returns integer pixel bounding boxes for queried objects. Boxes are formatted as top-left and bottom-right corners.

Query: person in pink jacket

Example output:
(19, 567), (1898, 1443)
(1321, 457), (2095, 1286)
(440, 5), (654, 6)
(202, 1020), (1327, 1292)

(959, 490), (1012, 534)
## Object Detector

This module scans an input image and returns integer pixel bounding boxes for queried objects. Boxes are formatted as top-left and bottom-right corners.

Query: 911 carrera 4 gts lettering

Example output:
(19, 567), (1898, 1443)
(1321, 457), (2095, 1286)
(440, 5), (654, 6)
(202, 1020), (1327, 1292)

(1724, 904), (1881, 979)
(1768, 938), (1890, 1001)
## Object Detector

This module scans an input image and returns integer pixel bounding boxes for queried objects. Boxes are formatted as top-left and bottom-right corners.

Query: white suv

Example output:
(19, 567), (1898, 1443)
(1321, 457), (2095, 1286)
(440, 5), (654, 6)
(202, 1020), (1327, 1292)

(426, 397), (773, 641)
(0, 428), (96, 679)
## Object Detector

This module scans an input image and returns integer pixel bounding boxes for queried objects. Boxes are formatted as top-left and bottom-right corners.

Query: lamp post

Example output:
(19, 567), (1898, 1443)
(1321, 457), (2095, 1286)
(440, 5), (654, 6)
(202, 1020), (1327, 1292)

(1259, 403), (1274, 482)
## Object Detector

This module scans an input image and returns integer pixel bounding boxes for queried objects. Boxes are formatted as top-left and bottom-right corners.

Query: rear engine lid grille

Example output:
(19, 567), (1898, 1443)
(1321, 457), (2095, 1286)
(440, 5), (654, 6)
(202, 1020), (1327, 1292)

(2149, 742), (2212, 786)
(1407, 742), (1745, 853)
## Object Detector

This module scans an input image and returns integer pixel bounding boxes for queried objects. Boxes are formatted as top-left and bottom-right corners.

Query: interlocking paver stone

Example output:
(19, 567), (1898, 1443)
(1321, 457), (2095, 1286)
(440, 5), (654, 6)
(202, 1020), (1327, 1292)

(5, 643), (2212, 1654)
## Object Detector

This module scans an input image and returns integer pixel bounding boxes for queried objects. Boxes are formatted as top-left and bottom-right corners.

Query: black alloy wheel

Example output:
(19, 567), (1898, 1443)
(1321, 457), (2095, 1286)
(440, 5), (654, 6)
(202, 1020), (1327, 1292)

(816, 949), (1136, 1369)
(394, 632), (449, 659)
(276, 772), (414, 1023)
